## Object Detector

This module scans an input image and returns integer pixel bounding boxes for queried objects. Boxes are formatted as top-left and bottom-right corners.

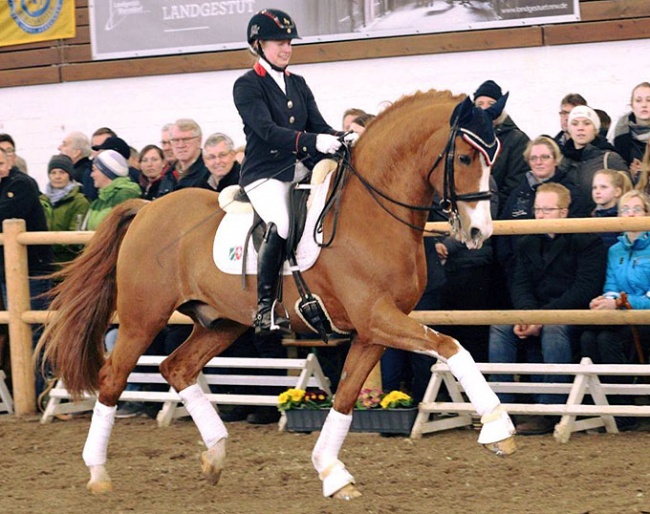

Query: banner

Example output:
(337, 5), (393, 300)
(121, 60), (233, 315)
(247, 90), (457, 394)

(89, 0), (580, 61)
(0, 0), (76, 48)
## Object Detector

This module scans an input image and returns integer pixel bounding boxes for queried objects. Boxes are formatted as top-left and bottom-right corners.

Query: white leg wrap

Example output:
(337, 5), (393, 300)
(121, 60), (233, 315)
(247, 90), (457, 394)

(178, 384), (228, 449)
(82, 401), (117, 467)
(447, 349), (499, 417)
(477, 405), (516, 444)
(312, 409), (354, 497)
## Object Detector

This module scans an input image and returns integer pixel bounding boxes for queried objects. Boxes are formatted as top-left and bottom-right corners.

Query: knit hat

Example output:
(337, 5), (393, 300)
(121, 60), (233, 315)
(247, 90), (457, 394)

(473, 80), (503, 101)
(48, 154), (74, 177)
(92, 136), (131, 160)
(568, 105), (601, 131)
(94, 149), (129, 179)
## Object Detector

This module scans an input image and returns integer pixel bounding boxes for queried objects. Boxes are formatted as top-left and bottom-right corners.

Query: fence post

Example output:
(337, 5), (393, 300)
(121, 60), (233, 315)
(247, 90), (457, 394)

(3, 219), (35, 415)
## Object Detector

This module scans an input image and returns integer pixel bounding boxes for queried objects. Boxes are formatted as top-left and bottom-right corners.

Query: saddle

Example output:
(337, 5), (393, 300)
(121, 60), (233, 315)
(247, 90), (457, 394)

(235, 159), (339, 342)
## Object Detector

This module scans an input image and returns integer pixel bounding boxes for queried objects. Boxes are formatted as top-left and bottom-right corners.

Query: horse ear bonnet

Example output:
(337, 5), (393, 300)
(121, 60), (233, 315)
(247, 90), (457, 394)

(450, 93), (509, 166)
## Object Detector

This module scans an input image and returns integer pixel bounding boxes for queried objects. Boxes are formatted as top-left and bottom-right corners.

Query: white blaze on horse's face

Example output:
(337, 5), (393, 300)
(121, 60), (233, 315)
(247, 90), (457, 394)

(455, 154), (493, 250)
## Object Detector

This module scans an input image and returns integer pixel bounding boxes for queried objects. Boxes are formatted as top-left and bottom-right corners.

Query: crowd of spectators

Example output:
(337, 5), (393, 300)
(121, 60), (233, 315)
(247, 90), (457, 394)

(0, 79), (649, 432)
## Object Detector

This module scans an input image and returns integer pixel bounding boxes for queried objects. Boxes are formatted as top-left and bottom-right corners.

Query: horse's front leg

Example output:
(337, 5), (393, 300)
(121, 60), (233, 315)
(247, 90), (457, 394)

(312, 340), (384, 500)
(369, 302), (516, 455)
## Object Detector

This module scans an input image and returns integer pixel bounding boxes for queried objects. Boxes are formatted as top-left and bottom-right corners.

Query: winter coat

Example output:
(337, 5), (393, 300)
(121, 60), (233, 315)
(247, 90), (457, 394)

(511, 231), (606, 310)
(559, 141), (628, 216)
(603, 231), (650, 310)
(83, 177), (141, 231)
(233, 62), (339, 187)
(491, 115), (530, 214)
(613, 113), (650, 166)
(40, 184), (90, 264)
(157, 154), (213, 198)
(0, 168), (54, 277)
(593, 205), (620, 249)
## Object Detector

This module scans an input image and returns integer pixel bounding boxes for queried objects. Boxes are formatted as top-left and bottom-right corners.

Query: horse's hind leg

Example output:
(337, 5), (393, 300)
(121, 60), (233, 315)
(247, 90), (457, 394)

(84, 321), (166, 494)
(312, 340), (384, 500)
(159, 320), (250, 486)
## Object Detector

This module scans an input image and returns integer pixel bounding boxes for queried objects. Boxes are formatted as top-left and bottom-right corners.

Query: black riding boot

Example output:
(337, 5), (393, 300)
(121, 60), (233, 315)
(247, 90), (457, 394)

(254, 223), (290, 336)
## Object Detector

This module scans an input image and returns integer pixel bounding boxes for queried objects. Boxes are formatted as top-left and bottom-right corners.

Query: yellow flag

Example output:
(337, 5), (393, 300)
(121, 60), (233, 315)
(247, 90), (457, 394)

(0, 0), (76, 48)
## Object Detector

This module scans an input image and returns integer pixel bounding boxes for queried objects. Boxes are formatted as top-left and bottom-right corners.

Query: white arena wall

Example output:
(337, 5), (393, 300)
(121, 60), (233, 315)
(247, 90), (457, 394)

(0, 37), (648, 191)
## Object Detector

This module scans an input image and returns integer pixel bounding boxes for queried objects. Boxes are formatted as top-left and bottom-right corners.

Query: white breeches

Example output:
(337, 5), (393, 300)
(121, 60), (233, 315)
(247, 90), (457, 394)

(245, 178), (292, 239)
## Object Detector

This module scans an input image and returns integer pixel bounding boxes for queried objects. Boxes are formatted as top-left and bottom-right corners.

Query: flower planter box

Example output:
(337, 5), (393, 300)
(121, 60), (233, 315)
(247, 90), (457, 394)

(284, 407), (418, 435)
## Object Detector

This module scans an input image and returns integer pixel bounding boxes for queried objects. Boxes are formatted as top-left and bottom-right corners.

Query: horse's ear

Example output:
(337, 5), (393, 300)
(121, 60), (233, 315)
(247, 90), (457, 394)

(450, 97), (474, 126)
(483, 91), (509, 121)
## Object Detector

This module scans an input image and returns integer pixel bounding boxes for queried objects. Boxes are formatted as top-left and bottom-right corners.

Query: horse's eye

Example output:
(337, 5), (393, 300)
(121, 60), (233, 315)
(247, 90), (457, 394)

(458, 155), (472, 166)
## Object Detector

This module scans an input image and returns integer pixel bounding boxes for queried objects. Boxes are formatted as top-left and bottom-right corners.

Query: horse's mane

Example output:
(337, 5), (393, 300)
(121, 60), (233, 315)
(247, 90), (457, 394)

(372, 89), (466, 127)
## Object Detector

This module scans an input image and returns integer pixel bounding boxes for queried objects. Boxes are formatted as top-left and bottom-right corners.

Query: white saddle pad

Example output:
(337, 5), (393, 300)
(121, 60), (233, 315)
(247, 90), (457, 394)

(213, 172), (333, 275)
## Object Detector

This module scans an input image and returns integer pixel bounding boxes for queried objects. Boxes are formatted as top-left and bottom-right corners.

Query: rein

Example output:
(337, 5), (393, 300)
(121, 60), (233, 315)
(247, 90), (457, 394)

(316, 117), (492, 245)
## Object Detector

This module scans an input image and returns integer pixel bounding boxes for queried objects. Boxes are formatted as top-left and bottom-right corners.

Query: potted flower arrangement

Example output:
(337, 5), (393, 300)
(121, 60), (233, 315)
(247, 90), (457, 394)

(279, 388), (417, 435)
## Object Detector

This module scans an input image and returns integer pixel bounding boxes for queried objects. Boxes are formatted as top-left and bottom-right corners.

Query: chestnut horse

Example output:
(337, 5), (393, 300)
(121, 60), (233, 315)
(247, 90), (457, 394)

(38, 90), (516, 500)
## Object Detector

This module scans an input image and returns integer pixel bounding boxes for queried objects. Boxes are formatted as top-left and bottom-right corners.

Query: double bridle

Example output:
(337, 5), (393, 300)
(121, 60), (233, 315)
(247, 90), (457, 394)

(316, 117), (493, 246)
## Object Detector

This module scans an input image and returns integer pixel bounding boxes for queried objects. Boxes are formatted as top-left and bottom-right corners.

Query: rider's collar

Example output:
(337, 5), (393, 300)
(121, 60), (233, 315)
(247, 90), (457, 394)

(258, 58), (287, 94)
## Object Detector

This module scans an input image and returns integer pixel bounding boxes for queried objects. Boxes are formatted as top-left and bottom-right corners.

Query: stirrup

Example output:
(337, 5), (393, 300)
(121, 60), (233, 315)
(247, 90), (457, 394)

(254, 300), (291, 335)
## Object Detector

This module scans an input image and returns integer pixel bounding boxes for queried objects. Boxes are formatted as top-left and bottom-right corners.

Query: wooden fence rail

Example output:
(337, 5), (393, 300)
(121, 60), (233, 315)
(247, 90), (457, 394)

(2, 216), (650, 415)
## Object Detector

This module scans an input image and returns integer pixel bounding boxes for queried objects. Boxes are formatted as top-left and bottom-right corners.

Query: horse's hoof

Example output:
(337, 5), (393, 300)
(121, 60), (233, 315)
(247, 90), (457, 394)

(331, 483), (362, 501)
(200, 439), (227, 486)
(87, 480), (113, 494)
(484, 435), (517, 457)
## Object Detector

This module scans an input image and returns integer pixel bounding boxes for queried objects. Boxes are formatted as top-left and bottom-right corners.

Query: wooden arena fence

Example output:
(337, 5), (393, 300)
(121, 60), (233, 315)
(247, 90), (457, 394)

(2, 216), (650, 416)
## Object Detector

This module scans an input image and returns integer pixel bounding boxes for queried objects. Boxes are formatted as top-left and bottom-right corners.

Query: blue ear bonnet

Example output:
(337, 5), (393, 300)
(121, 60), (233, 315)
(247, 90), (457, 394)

(450, 93), (509, 166)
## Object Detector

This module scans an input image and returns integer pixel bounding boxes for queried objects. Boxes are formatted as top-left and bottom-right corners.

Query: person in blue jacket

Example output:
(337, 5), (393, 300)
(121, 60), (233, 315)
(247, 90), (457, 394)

(233, 8), (354, 335)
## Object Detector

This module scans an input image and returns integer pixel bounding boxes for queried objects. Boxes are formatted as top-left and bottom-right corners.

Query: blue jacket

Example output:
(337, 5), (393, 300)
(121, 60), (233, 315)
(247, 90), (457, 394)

(233, 62), (339, 187)
(603, 232), (650, 310)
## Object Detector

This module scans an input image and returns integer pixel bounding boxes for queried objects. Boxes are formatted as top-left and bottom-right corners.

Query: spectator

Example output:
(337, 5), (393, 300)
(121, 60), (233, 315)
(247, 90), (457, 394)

(473, 80), (530, 212)
(634, 139), (650, 195)
(488, 183), (606, 435)
(160, 123), (176, 171)
(158, 118), (210, 196)
(39, 154), (89, 266)
(559, 105), (628, 216)
(348, 113), (376, 135)
(129, 146), (140, 171)
(342, 107), (367, 131)
(138, 145), (166, 200)
(202, 133), (241, 192)
(553, 93), (587, 151)
(580, 190), (650, 431)
(496, 135), (579, 293)
(0, 146), (54, 398)
(81, 149), (141, 230)
(591, 169), (632, 249)
(58, 131), (92, 185)
(0, 133), (29, 175)
(613, 82), (650, 178)
(595, 108), (611, 139)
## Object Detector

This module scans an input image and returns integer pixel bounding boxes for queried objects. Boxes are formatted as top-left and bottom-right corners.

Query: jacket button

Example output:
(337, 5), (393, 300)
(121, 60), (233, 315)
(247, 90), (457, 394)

(302, 146), (307, 152)
(289, 116), (295, 124)
(287, 100), (293, 109)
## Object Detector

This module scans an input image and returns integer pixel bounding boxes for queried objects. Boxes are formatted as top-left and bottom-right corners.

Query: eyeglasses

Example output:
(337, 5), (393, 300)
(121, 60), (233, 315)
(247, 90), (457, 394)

(558, 110), (571, 117)
(204, 152), (232, 161)
(170, 136), (199, 145)
(529, 154), (553, 163)
(533, 207), (563, 214)
(620, 206), (646, 214)
(1, 148), (15, 155)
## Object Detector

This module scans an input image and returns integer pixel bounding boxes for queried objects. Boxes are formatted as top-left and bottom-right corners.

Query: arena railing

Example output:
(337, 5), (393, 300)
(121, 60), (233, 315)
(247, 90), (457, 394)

(2, 216), (650, 416)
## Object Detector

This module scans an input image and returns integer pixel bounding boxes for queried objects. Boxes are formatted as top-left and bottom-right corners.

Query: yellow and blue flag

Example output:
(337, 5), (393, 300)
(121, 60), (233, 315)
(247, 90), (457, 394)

(0, 0), (75, 48)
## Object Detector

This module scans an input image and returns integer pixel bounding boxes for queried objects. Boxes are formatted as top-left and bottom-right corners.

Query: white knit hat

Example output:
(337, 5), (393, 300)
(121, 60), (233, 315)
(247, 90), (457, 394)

(94, 149), (129, 179)
(568, 105), (601, 131)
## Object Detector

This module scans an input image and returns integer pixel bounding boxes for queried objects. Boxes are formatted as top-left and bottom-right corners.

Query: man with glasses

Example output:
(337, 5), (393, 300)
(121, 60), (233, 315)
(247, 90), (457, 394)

(488, 183), (606, 435)
(160, 123), (176, 171)
(202, 133), (240, 192)
(158, 118), (210, 196)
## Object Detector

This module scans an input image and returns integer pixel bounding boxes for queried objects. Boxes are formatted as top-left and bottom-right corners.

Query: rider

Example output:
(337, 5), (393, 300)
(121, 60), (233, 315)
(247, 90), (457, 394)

(234, 8), (353, 336)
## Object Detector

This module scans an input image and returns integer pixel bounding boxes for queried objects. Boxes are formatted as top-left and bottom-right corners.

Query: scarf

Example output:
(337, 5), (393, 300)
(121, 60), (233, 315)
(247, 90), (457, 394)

(562, 139), (584, 162)
(45, 181), (77, 206)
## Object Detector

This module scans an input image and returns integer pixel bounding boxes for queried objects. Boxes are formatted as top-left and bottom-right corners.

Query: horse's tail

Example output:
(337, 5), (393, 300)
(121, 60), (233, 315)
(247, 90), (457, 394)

(36, 199), (149, 399)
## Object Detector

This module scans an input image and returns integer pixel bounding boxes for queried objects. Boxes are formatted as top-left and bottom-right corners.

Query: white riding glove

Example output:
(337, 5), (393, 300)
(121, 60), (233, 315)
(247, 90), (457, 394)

(343, 132), (360, 146)
(316, 134), (342, 154)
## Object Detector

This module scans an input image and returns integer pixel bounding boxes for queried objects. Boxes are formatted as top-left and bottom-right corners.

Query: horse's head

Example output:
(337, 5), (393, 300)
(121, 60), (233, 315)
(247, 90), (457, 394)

(438, 94), (508, 249)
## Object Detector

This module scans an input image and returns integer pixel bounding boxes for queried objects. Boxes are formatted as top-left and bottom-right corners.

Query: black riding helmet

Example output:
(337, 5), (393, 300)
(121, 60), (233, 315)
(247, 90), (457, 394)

(247, 9), (300, 46)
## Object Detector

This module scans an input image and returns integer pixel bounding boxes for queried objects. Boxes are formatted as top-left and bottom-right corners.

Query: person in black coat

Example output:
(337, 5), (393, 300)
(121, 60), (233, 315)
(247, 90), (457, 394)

(232, 8), (352, 335)
(489, 182), (606, 435)
(202, 133), (241, 193)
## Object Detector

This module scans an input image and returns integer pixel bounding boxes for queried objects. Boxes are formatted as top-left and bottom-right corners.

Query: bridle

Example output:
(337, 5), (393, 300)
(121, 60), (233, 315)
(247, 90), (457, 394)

(316, 115), (493, 246)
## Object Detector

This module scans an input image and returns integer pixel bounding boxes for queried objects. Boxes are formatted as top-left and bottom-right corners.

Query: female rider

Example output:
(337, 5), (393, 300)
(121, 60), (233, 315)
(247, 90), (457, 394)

(233, 9), (355, 335)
